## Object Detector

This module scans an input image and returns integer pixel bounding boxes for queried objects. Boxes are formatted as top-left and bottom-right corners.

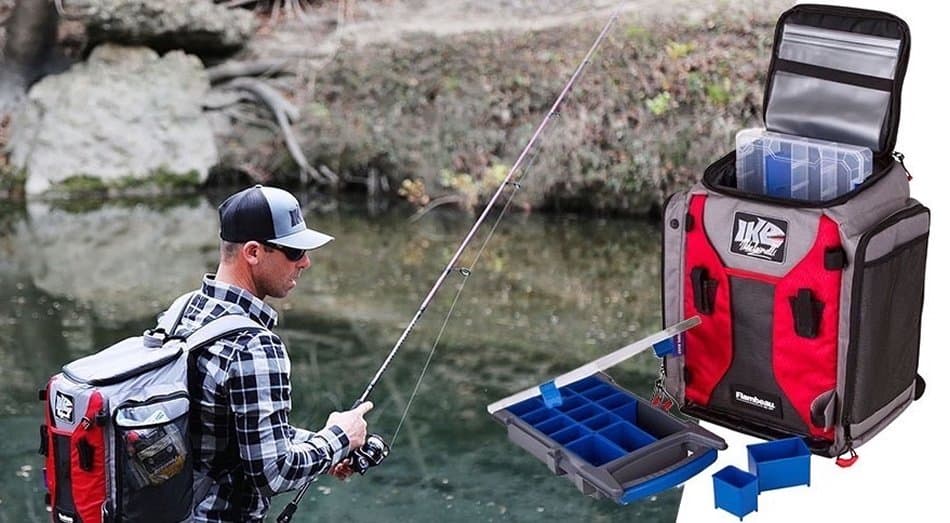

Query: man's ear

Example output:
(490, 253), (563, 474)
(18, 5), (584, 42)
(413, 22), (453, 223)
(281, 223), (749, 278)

(242, 241), (264, 265)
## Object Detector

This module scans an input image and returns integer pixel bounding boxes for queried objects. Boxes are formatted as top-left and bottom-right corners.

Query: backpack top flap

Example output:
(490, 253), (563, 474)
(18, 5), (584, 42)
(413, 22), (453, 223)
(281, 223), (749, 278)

(62, 312), (262, 387)
(762, 4), (910, 156)
(62, 335), (184, 386)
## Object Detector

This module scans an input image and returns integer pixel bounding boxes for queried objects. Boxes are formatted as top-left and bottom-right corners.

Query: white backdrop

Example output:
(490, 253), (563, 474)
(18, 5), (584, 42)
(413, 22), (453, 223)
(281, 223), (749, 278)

(677, 1), (950, 521)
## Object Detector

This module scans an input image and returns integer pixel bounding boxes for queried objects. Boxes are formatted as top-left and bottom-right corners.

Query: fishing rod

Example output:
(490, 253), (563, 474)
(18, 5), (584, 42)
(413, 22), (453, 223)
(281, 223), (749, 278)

(277, 12), (619, 523)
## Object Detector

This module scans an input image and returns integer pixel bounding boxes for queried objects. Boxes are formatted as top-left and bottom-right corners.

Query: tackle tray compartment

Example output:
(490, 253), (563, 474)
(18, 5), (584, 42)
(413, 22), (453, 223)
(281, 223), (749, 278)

(491, 373), (727, 504)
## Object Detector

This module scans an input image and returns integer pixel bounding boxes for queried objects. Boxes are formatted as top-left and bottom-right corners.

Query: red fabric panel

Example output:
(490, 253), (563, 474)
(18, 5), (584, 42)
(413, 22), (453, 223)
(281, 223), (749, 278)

(71, 391), (106, 523)
(683, 195), (733, 405)
(773, 215), (841, 440)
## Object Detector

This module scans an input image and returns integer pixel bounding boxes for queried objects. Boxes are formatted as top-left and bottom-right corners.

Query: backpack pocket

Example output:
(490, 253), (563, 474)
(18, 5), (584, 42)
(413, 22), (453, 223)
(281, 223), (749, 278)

(844, 203), (929, 440)
(113, 392), (193, 523)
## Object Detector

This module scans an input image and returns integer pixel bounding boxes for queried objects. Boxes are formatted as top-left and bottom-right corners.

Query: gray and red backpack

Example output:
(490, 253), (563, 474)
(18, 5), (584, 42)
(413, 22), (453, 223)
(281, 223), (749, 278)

(660, 4), (927, 463)
(39, 293), (262, 522)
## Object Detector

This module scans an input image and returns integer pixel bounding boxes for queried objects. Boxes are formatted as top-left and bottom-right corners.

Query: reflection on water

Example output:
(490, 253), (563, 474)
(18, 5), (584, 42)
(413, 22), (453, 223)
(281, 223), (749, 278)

(0, 194), (675, 522)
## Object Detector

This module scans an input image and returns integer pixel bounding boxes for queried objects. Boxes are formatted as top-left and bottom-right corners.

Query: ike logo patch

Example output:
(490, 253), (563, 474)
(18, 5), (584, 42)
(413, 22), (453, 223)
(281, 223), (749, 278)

(730, 212), (788, 263)
(54, 391), (75, 423)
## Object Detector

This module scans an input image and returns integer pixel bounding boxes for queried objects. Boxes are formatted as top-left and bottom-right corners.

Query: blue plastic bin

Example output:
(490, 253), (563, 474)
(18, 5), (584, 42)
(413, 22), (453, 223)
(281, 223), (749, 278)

(747, 437), (811, 492)
(712, 466), (758, 520)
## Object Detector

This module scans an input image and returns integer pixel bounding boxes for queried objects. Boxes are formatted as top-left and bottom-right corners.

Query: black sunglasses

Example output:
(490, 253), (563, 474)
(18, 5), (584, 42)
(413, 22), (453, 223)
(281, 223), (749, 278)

(264, 242), (307, 262)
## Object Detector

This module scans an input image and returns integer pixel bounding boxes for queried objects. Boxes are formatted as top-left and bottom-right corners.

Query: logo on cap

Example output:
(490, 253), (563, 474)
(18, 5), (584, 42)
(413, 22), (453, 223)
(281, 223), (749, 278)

(289, 207), (303, 227)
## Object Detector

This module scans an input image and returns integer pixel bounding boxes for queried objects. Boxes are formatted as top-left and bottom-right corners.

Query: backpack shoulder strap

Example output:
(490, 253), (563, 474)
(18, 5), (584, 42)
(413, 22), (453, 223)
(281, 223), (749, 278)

(157, 291), (198, 334)
(184, 315), (265, 352)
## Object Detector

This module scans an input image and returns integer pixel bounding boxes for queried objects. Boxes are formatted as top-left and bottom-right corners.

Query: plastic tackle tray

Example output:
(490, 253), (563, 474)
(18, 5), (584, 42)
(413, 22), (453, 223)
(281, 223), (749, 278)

(491, 373), (727, 504)
(736, 128), (872, 201)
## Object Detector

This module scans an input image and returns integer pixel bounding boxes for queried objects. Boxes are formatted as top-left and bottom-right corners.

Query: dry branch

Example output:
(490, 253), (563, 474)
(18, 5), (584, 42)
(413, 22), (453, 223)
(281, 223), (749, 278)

(207, 58), (291, 84)
(223, 77), (336, 186)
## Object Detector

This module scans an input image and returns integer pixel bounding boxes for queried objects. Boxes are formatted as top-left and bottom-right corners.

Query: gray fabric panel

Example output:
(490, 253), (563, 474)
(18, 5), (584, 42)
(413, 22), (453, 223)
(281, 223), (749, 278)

(157, 292), (196, 332)
(48, 378), (95, 432)
(810, 389), (837, 431)
(864, 211), (930, 262)
(106, 423), (117, 505)
(707, 277), (809, 433)
(779, 24), (900, 79)
(828, 165), (910, 417)
(765, 71), (891, 150)
(704, 193), (821, 277)
(663, 191), (688, 403)
(825, 162), (909, 238)
(663, 192), (687, 327)
(851, 381), (915, 444)
(185, 315), (262, 351)
(835, 236), (858, 433)
(63, 336), (181, 383)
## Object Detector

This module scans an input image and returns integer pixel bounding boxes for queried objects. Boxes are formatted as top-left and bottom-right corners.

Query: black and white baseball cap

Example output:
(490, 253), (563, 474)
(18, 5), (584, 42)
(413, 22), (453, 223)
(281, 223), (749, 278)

(218, 185), (334, 250)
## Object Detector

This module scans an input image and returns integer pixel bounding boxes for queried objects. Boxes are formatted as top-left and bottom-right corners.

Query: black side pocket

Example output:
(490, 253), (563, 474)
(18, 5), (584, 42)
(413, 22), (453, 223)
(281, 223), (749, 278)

(51, 432), (79, 522)
(790, 289), (824, 338)
(846, 207), (929, 427)
(691, 267), (718, 315)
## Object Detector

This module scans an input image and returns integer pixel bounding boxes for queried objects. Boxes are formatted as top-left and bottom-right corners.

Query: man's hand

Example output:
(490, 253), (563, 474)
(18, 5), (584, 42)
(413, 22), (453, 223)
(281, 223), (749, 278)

(326, 401), (373, 450)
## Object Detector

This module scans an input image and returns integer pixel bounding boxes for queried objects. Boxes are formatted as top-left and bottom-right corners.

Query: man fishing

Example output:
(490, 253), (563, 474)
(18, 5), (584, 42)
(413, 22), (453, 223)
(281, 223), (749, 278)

(162, 184), (373, 522)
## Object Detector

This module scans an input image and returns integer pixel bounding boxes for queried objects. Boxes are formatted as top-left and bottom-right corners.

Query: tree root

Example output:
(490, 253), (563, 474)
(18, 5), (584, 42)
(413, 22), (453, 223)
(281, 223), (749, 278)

(410, 195), (469, 223)
(207, 59), (291, 84)
(222, 77), (337, 186)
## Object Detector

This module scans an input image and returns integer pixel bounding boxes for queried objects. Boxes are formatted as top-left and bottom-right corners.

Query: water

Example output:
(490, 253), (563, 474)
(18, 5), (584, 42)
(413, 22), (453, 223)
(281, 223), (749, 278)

(0, 194), (675, 522)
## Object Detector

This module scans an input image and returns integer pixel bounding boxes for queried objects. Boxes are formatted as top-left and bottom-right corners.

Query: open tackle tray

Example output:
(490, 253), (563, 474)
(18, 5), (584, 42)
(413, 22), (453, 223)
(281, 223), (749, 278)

(491, 373), (726, 504)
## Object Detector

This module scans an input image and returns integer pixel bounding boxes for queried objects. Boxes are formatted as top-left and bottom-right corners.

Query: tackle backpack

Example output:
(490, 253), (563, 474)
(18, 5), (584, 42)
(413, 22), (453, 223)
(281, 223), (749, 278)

(39, 293), (263, 523)
(660, 4), (928, 461)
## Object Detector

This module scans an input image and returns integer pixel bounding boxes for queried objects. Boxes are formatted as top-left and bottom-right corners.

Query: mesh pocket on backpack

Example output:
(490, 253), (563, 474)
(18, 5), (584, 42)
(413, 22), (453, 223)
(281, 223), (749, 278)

(114, 394), (193, 522)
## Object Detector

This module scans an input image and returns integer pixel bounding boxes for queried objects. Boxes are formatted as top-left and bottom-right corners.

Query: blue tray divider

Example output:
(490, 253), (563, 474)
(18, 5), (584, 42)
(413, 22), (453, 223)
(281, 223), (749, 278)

(565, 434), (626, 467)
(599, 392), (631, 410)
(539, 380), (563, 408)
(565, 403), (606, 423)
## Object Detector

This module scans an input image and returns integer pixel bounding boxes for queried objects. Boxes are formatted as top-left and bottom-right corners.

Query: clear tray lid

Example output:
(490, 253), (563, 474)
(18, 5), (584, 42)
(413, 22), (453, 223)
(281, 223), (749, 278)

(762, 4), (910, 156)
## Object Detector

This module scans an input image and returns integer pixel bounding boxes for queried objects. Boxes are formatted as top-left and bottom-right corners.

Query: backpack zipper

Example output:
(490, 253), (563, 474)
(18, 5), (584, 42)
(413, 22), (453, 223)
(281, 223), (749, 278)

(893, 151), (911, 180)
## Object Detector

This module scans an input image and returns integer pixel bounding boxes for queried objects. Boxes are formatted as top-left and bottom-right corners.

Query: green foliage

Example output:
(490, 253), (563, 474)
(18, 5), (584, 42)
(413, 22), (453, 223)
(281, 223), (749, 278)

(665, 41), (696, 60)
(705, 78), (732, 106)
(138, 168), (201, 190)
(625, 24), (650, 42)
(49, 169), (201, 200)
(307, 102), (331, 120)
(0, 165), (27, 200)
(646, 91), (673, 116)
(55, 175), (109, 195)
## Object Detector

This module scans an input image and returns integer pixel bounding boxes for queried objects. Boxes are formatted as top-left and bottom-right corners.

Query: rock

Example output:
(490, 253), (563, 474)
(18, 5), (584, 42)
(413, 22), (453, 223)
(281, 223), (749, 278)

(77, 0), (256, 57)
(8, 44), (218, 196)
(13, 199), (219, 324)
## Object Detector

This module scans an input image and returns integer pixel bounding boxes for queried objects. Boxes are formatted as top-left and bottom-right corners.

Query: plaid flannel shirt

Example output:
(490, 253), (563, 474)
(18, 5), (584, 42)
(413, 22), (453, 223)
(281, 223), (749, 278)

(162, 275), (350, 522)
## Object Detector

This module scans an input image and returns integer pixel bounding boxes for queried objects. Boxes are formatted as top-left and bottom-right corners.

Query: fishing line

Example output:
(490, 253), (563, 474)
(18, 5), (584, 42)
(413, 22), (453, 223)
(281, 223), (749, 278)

(279, 12), (619, 521)
(389, 124), (552, 446)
